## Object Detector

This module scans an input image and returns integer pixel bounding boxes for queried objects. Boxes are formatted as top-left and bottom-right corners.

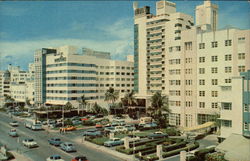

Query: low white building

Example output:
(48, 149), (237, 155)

(34, 45), (134, 108)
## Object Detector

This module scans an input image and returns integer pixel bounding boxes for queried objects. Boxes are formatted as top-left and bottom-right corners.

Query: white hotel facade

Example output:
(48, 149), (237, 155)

(133, 0), (250, 127)
(34, 46), (134, 108)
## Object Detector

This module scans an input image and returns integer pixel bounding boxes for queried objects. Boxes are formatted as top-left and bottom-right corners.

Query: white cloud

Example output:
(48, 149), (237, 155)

(0, 37), (133, 70)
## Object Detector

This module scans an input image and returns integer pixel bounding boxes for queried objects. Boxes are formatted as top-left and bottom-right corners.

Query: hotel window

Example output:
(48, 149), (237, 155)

(225, 67), (232, 73)
(199, 91), (205, 97)
(211, 67), (218, 73)
(238, 53), (245, 60)
(116, 66), (120, 69)
(225, 54), (232, 61)
(176, 46), (181, 51)
(244, 104), (249, 112)
(185, 42), (192, 50)
(185, 80), (192, 85)
(238, 66), (245, 72)
(238, 37), (245, 43)
(244, 122), (249, 130)
(225, 79), (231, 83)
(176, 101), (181, 106)
(199, 57), (205, 63)
(211, 102), (218, 108)
(199, 68), (205, 74)
(225, 40), (232, 46)
(199, 43), (205, 49)
(211, 91), (218, 97)
(185, 101), (192, 107)
(185, 58), (192, 63)
(222, 120), (232, 127)
(212, 79), (218, 85)
(211, 41), (218, 48)
(199, 102), (205, 108)
(185, 90), (192, 96)
(169, 47), (173, 52)
(211, 56), (218, 62)
(222, 102), (232, 110)
(199, 79), (205, 85)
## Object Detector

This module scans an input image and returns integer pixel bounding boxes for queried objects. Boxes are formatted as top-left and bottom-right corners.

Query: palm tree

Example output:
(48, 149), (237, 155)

(104, 87), (119, 115)
(91, 102), (108, 116)
(64, 102), (73, 111)
(78, 95), (87, 116)
(122, 90), (137, 114)
(150, 92), (170, 128)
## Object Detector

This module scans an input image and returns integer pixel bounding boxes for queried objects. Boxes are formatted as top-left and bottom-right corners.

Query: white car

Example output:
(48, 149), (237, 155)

(10, 121), (19, 127)
(121, 135), (140, 142)
(22, 138), (38, 148)
(110, 126), (127, 133)
(46, 155), (64, 161)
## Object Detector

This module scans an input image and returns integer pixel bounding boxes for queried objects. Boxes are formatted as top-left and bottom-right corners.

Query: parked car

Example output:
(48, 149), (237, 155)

(121, 135), (140, 143)
(143, 122), (157, 128)
(125, 125), (136, 131)
(72, 156), (88, 161)
(9, 121), (19, 127)
(109, 126), (127, 133)
(31, 123), (43, 131)
(95, 123), (103, 128)
(104, 138), (124, 147)
(47, 155), (64, 161)
(104, 126), (115, 133)
(48, 138), (62, 146)
(148, 131), (168, 139)
(83, 129), (102, 137)
(60, 126), (76, 131)
(60, 142), (76, 152)
(8, 129), (18, 137)
(72, 120), (82, 126)
(22, 138), (38, 148)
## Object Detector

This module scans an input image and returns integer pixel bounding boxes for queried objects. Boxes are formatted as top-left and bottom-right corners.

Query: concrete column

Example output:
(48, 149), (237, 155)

(124, 137), (130, 149)
(156, 145), (163, 160)
(180, 150), (186, 161)
(109, 132), (114, 139)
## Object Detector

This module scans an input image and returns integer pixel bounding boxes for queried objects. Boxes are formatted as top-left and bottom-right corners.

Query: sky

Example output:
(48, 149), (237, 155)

(0, 0), (249, 70)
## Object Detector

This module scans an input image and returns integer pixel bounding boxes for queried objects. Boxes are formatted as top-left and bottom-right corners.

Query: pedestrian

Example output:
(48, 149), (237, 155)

(59, 128), (61, 134)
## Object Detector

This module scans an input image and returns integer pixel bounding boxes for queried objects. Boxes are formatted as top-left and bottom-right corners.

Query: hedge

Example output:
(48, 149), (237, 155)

(205, 152), (227, 161)
(194, 147), (215, 161)
(163, 141), (187, 152)
(129, 138), (165, 148)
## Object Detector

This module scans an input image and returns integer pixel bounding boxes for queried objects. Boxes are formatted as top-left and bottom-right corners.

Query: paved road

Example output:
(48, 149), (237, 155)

(0, 112), (120, 161)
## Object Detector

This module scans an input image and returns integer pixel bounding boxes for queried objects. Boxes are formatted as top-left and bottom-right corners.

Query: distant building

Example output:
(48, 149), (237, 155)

(34, 45), (134, 108)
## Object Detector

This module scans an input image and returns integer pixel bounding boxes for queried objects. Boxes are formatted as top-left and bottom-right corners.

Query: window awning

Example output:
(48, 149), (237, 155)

(183, 121), (215, 132)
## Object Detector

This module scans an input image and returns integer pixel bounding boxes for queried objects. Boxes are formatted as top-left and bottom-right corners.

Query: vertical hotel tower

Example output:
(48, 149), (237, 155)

(133, 0), (250, 127)
(34, 46), (134, 107)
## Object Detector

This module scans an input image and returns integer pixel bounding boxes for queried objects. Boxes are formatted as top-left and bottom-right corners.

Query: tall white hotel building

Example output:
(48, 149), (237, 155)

(133, 0), (250, 127)
(34, 46), (134, 107)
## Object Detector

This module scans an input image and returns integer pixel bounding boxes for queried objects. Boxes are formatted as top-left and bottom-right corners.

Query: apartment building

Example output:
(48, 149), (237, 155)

(34, 45), (134, 108)
(133, 0), (250, 127)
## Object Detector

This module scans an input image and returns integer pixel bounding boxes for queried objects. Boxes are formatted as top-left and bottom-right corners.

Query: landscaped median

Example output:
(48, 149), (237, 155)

(135, 142), (199, 161)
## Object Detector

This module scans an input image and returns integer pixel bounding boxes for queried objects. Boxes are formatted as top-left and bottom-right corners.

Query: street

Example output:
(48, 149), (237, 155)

(0, 112), (120, 161)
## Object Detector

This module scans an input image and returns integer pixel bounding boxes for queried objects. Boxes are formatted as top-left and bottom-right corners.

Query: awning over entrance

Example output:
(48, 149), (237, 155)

(183, 121), (215, 133)
(215, 133), (250, 161)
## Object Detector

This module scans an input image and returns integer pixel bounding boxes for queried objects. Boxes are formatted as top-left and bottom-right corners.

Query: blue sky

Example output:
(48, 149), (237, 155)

(0, 1), (249, 70)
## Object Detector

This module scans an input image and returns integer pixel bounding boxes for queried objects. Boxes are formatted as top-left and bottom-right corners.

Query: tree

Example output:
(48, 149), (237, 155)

(91, 102), (108, 116)
(64, 102), (73, 111)
(149, 92), (170, 128)
(104, 87), (119, 114)
(78, 95), (87, 116)
(122, 90), (137, 114)
(25, 98), (31, 107)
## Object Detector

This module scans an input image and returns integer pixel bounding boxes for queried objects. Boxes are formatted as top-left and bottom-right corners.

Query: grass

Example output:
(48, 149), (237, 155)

(89, 137), (109, 145)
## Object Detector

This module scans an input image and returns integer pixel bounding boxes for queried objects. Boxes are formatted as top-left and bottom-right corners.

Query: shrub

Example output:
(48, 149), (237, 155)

(205, 152), (227, 161)
(164, 128), (181, 136)
(194, 147), (215, 161)
(195, 133), (206, 140)
(82, 120), (95, 126)
(6, 151), (15, 160)
(163, 141), (187, 152)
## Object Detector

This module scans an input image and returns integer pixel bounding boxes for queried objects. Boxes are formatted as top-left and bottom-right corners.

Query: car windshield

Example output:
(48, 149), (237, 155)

(28, 139), (34, 142)
(67, 144), (73, 146)
(55, 138), (60, 141)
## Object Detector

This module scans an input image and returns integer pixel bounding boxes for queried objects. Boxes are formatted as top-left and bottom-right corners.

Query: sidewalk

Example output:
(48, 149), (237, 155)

(73, 137), (136, 161)
(10, 150), (33, 161)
